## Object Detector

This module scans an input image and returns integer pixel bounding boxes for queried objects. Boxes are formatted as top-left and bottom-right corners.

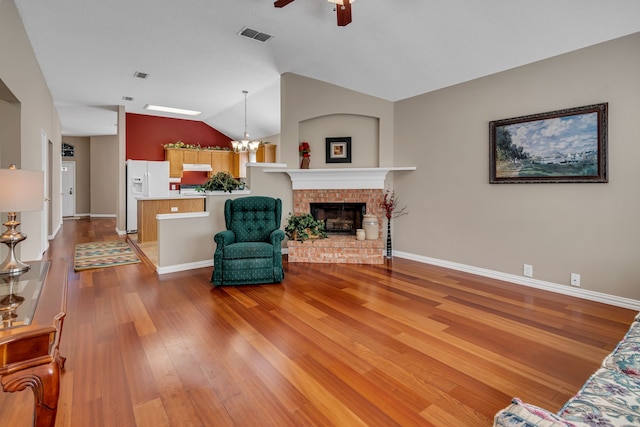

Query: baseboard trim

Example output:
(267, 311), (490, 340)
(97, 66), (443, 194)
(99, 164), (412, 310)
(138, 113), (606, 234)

(393, 251), (640, 311)
(157, 259), (214, 275)
(48, 221), (62, 240)
(90, 214), (117, 218)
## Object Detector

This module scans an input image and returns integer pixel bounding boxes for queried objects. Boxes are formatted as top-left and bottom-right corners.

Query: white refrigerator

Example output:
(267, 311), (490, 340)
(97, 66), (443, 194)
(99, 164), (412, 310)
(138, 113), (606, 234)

(126, 160), (170, 233)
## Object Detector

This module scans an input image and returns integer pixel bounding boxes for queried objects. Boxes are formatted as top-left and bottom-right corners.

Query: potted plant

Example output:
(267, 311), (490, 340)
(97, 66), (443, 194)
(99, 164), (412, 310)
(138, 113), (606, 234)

(197, 171), (244, 193)
(285, 213), (327, 242)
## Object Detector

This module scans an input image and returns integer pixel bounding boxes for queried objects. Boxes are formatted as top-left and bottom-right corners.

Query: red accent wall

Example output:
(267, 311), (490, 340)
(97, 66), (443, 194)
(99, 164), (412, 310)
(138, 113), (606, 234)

(126, 113), (232, 161)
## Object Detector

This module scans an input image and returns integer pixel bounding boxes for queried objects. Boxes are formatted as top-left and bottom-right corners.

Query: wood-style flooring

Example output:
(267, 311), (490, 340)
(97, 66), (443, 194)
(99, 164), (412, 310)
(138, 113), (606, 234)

(0, 217), (635, 426)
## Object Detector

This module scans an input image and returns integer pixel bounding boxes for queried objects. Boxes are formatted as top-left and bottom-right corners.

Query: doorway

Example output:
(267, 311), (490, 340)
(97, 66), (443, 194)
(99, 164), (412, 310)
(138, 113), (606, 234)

(41, 129), (50, 253)
(61, 161), (75, 217)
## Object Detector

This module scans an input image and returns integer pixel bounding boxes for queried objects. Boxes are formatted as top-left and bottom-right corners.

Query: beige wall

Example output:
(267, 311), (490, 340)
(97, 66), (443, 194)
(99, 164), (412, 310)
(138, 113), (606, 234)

(277, 35), (640, 302)
(300, 114), (379, 168)
(278, 73), (395, 215)
(117, 106), (126, 233)
(60, 135), (119, 216)
(0, 0), (62, 261)
(393, 32), (640, 300)
(61, 136), (90, 215)
(90, 135), (119, 215)
(281, 73), (394, 169)
(0, 97), (20, 167)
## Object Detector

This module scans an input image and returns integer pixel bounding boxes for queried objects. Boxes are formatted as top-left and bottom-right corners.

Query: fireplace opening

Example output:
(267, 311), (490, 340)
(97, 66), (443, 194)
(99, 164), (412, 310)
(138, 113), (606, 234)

(310, 202), (366, 235)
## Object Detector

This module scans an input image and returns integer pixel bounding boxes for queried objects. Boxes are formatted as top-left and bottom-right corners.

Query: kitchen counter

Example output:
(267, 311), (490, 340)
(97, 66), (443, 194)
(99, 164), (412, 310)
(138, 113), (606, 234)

(135, 193), (206, 201)
(136, 197), (205, 242)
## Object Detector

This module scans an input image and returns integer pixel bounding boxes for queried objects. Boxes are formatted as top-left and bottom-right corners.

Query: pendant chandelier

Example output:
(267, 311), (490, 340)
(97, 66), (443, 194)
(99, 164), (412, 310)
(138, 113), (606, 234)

(231, 90), (260, 158)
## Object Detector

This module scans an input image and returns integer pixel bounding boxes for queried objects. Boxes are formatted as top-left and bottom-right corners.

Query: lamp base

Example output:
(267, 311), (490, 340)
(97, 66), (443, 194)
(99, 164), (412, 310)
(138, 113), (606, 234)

(0, 213), (30, 276)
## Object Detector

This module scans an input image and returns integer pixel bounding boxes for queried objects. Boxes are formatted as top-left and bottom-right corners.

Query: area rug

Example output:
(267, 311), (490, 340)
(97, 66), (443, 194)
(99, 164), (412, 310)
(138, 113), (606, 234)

(74, 240), (141, 271)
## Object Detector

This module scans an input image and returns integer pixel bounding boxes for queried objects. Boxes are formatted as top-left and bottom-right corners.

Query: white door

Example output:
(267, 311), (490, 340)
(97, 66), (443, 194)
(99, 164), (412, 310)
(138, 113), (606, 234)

(61, 161), (75, 217)
(41, 129), (49, 253)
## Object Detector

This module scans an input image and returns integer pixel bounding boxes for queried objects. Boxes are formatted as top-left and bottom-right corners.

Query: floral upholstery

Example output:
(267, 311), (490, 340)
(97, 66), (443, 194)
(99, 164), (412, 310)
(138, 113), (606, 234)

(212, 196), (285, 286)
(494, 314), (640, 427)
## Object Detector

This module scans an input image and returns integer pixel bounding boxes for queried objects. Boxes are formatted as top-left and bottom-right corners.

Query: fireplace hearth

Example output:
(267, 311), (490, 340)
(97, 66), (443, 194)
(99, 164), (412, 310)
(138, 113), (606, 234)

(310, 202), (366, 234)
(290, 188), (384, 264)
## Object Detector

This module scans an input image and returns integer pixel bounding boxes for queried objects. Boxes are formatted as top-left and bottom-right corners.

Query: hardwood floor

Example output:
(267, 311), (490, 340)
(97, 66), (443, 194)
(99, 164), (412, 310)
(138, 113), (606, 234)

(0, 218), (636, 426)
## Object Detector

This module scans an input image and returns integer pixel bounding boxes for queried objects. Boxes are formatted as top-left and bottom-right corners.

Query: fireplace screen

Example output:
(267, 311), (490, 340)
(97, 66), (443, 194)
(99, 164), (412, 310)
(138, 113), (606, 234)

(310, 203), (366, 234)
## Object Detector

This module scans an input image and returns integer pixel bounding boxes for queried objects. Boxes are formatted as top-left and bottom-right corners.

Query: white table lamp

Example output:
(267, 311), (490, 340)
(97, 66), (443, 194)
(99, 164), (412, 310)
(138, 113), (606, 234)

(0, 164), (44, 275)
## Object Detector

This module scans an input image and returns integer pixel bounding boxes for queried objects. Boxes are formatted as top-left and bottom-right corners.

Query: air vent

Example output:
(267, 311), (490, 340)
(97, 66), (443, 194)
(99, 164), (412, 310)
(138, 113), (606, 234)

(238, 27), (272, 43)
(122, 96), (134, 101)
(133, 71), (149, 79)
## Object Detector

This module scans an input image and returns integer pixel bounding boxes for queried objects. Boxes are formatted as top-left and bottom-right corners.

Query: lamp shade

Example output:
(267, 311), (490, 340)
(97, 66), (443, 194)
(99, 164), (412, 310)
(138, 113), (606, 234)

(0, 168), (44, 213)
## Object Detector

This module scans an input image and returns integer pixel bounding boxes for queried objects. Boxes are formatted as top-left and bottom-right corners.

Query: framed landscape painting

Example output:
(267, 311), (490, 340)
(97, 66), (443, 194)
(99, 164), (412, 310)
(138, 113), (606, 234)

(326, 137), (352, 164)
(489, 103), (608, 184)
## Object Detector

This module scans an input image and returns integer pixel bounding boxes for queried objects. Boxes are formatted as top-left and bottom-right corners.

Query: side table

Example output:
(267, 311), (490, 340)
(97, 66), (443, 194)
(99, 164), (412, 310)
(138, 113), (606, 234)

(0, 261), (67, 427)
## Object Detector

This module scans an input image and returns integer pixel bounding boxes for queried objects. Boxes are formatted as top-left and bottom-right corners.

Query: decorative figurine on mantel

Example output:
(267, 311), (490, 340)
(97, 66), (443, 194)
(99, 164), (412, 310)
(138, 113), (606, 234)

(299, 141), (311, 169)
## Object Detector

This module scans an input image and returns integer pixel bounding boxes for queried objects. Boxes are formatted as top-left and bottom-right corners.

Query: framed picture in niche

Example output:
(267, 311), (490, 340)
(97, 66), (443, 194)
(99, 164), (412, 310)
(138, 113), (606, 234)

(489, 103), (608, 184)
(326, 137), (351, 164)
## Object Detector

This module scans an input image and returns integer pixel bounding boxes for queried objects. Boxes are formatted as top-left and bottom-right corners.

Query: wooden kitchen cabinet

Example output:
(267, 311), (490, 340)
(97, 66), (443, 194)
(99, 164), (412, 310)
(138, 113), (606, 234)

(257, 144), (276, 163)
(182, 150), (198, 164)
(198, 150), (212, 164)
(165, 148), (183, 178)
(165, 146), (277, 179)
(137, 197), (205, 242)
(210, 151), (235, 176)
(166, 148), (235, 178)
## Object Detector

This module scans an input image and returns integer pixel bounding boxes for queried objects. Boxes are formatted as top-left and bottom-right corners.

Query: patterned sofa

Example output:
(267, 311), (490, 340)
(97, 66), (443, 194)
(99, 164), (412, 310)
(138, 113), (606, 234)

(494, 313), (640, 426)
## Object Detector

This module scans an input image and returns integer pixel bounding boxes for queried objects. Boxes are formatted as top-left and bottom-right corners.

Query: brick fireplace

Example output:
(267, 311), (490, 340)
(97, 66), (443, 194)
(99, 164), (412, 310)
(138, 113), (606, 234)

(288, 188), (385, 264)
(264, 167), (414, 264)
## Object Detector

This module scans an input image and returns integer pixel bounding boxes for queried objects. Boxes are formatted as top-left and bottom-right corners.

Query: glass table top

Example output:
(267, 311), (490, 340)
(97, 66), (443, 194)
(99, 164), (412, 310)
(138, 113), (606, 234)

(0, 261), (50, 330)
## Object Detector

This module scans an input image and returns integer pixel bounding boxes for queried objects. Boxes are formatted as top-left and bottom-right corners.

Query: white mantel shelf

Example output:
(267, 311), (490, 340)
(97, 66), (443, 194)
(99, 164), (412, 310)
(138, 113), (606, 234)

(264, 167), (416, 190)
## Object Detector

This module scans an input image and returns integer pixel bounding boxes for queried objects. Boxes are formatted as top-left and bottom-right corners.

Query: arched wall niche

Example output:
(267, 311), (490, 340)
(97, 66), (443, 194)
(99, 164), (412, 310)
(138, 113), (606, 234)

(298, 113), (380, 168)
(0, 78), (21, 168)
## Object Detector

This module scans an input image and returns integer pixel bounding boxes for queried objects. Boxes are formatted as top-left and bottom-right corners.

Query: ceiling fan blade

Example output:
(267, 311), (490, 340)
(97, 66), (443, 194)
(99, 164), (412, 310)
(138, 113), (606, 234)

(336, 0), (352, 26)
(274, 0), (295, 7)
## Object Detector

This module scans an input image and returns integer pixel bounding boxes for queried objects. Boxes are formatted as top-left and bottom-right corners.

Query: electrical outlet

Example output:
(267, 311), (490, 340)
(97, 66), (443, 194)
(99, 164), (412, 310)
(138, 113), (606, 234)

(571, 273), (581, 287)
(523, 264), (533, 278)
(171, 207), (178, 212)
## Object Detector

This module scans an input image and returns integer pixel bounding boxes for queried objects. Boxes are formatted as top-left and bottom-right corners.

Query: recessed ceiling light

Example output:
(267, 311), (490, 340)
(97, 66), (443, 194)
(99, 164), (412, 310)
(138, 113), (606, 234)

(144, 104), (202, 116)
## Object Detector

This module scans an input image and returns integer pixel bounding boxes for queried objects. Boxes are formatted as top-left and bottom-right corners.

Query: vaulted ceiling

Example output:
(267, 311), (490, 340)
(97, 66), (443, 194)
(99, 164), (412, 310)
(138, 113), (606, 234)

(14, 0), (640, 139)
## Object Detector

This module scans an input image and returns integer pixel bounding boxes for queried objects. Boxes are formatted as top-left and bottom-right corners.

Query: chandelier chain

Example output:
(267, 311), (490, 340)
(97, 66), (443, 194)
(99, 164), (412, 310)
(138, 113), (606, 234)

(243, 90), (249, 138)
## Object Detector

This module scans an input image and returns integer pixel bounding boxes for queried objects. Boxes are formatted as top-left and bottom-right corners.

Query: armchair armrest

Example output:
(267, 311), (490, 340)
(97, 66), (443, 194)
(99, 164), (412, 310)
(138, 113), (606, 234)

(212, 230), (236, 286)
(214, 230), (236, 247)
(270, 229), (285, 250)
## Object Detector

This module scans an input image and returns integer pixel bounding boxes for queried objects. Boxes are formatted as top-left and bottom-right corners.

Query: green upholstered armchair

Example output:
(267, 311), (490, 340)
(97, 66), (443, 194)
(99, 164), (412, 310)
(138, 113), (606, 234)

(212, 196), (285, 286)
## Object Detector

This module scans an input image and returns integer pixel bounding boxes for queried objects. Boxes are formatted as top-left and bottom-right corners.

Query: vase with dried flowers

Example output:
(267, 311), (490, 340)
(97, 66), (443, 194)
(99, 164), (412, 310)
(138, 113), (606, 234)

(299, 142), (311, 169)
(381, 189), (408, 259)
